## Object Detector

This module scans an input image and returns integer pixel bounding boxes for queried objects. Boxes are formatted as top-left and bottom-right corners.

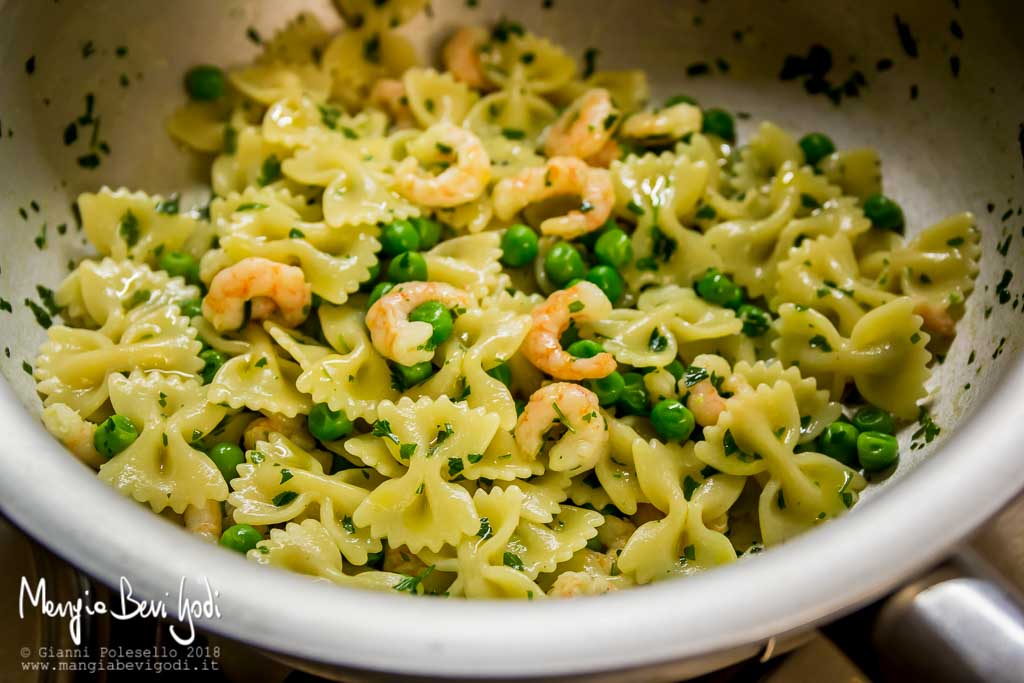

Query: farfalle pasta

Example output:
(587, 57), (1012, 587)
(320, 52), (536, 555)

(32, 3), (979, 599)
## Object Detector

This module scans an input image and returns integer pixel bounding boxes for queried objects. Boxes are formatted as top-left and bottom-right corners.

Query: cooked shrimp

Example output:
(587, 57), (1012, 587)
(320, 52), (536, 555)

(369, 78), (416, 129)
(393, 122), (490, 207)
(202, 257), (312, 332)
(41, 403), (105, 469)
(492, 157), (614, 239)
(914, 301), (954, 337)
(544, 89), (620, 160)
(244, 413), (316, 451)
(366, 281), (474, 366)
(521, 281), (616, 380)
(184, 500), (222, 542)
(586, 139), (620, 168)
(620, 102), (702, 141)
(514, 382), (608, 471)
(442, 26), (489, 89)
(687, 379), (728, 427)
(548, 571), (625, 598)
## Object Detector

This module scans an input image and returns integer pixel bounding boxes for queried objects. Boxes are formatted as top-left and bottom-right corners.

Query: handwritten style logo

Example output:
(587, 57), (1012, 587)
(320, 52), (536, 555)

(19, 576), (221, 645)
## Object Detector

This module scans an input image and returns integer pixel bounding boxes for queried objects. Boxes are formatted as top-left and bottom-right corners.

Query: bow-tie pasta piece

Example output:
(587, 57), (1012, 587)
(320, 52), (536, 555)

(269, 305), (399, 423)
(210, 116), (299, 197)
(35, 305), (202, 418)
(617, 438), (740, 583)
(442, 304), (531, 430)
(773, 234), (896, 335)
(403, 68), (478, 128)
(259, 12), (330, 65)
(551, 70), (649, 115)
(772, 298), (930, 419)
(212, 227), (379, 306)
(706, 165), (842, 300)
(726, 361), (841, 444)
(208, 324), (312, 418)
(819, 148), (882, 200)
(262, 96), (389, 151)
(228, 62), (331, 106)
(321, 29), (418, 111)
(97, 371), (229, 513)
(167, 97), (236, 153)
(230, 433), (381, 565)
(78, 188), (202, 264)
(252, 519), (406, 591)
(611, 151), (722, 289)
(862, 212), (980, 336)
(465, 85), (559, 143)
(696, 381), (865, 546)
(479, 31), (576, 94)
(353, 396), (498, 553)
(729, 121), (803, 194)
(57, 258), (199, 339)
(589, 413), (650, 515)
(423, 232), (507, 299)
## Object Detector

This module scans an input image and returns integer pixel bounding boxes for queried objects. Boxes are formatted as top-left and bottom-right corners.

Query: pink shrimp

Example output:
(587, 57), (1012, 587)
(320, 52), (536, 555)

(687, 379), (728, 427)
(369, 78), (416, 129)
(442, 26), (489, 89)
(914, 301), (955, 337)
(365, 281), (474, 366)
(522, 281), (616, 380)
(544, 88), (620, 160)
(393, 123), (491, 207)
(514, 382), (607, 470)
(492, 156), (614, 239)
(202, 257), (312, 331)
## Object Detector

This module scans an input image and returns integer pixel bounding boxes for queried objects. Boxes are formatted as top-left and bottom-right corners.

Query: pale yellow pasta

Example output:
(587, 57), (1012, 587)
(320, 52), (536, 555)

(33, 4), (979, 600)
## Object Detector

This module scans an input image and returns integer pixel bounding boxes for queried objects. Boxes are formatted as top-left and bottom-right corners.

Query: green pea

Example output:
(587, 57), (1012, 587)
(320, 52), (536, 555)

(408, 300), (454, 348)
(863, 194), (905, 232)
(664, 359), (686, 381)
(386, 251), (428, 282)
(650, 399), (696, 441)
(485, 361), (512, 387)
(199, 349), (228, 385)
(585, 265), (624, 304)
(208, 442), (245, 482)
(664, 94), (699, 107)
(396, 361), (434, 388)
(409, 216), (442, 250)
(380, 219), (421, 256)
(701, 108), (735, 143)
(219, 524), (263, 554)
(852, 406), (895, 435)
(360, 261), (382, 292)
(737, 303), (770, 337)
(695, 268), (743, 309)
(594, 228), (633, 268)
(544, 242), (586, 287)
(818, 421), (860, 467)
(587, 370), (625, 406)
(178, 298), (202, 318)
(368, 282), (394, 308)
(857, 431), (899, 472)
(500, 224), (540, 267)
(567, 339), (604, 359)
(93, 415), (139, 459)
(185, 65), (226, 101)
(798, 132), (836, 166)
(617, 372), (649, 416)
(159, 250), (200, 284)
(308, 403), (354, 442)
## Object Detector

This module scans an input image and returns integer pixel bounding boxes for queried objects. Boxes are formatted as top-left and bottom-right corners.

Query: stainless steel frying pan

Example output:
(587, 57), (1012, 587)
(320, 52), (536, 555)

(1, 0), (1023, 680)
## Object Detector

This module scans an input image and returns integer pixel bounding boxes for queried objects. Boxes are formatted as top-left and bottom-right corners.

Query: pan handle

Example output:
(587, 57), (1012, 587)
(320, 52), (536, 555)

(820, 550), (1024, 683)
